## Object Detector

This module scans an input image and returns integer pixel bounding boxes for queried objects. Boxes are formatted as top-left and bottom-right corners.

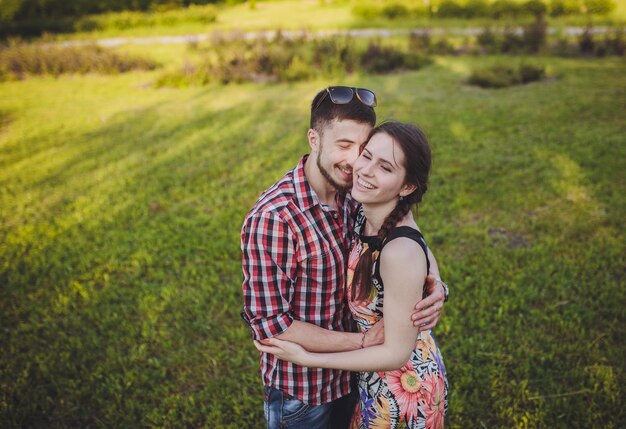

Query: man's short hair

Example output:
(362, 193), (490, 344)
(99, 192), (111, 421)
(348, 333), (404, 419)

(310, 88), (376, 133)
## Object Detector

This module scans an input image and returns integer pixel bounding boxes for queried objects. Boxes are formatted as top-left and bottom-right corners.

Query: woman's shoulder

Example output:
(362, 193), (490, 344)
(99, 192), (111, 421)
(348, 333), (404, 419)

(379, 234), (426, 266)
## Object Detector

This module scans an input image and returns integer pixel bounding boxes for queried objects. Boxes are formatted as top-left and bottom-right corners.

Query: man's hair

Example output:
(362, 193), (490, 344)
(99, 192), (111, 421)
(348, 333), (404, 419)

(310, 88), (376, 132)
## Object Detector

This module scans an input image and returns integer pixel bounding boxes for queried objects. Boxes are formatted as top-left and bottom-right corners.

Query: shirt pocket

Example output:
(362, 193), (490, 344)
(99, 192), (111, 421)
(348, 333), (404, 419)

(302, 251), (335, 290)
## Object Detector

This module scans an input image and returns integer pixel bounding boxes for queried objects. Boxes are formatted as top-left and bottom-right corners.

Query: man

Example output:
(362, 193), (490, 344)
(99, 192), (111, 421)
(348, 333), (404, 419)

(241, 86), (449, 429)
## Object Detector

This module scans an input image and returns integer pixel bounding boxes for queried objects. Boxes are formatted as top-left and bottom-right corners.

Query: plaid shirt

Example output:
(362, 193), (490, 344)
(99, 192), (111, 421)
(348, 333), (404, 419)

(241, 155), (358, 405)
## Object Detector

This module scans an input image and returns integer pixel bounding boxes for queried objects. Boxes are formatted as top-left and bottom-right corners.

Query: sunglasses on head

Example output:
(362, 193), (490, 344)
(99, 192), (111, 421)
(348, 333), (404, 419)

(313, 86), (377, 112)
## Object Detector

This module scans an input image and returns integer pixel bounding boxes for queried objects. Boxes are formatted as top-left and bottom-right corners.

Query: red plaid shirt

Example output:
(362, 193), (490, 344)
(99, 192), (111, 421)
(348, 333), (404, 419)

(241, 155), (358, 405)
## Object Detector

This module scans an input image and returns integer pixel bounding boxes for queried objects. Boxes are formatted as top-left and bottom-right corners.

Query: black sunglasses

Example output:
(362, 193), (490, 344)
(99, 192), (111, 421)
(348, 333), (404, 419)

(313, 86), (377, 112)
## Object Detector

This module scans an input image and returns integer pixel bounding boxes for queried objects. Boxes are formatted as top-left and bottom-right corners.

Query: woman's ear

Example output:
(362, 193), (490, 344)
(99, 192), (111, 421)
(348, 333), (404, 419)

(399, 183), (417, 198)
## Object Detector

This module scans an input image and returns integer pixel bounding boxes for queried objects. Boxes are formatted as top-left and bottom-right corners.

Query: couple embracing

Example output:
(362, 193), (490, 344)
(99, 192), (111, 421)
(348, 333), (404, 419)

(242, 86), (449, 429)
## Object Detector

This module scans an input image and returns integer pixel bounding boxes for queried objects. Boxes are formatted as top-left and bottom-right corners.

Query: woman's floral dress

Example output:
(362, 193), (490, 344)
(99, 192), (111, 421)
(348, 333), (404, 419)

(348, 212), (448, 429)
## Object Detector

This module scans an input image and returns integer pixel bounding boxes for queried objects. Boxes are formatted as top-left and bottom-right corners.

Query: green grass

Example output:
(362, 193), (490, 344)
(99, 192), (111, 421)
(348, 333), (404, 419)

(1, 54), (625, 427)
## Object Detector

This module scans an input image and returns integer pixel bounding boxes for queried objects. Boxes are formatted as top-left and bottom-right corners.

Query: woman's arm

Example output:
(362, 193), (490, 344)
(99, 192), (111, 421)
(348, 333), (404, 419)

(255, 238), (426, 372)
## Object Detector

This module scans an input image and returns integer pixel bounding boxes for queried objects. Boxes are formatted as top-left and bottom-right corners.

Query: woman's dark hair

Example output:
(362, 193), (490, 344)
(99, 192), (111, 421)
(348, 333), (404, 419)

(352, 121), (432, 302)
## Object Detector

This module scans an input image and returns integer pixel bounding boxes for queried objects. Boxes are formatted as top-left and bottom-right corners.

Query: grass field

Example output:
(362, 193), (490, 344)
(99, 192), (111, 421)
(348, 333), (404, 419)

(1, 49), (625, 428)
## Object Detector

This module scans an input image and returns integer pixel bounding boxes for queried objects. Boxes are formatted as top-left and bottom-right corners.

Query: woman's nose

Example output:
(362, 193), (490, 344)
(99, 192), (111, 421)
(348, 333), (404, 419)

(361, 161), (375, 176)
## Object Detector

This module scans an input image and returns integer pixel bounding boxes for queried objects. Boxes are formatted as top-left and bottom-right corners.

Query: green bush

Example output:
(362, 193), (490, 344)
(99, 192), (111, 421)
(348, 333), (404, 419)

(523, 0), (548, 16)
(549, 0), (582, 17)
(578, 26), (595, 54)
(360, 42), (405, 73)
(437, 0), (465, 18)
(602, 27), (625, 56)
(549, 26), (625, 56)
(522, 15), (548, 52)
(477, 26), (500, 53)
(381, 3), (410, 19)
(501, 26), (524, 52)
(158, 34), (431, 87)
(0, 41), (158, 79)
(360, 42), (430, 73)
(583, 0), (616, 15)
(491, 0), (522, 18)
(465, 0), (490, 18)
(468, 63), (546, 88)
(408, 30), (431, 52)
(519, 63), (546, 82)
(351, 0), (615, 21)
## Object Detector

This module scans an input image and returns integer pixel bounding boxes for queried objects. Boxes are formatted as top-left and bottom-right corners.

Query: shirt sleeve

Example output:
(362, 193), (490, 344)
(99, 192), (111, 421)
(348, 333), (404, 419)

(241, 210), (297, 340)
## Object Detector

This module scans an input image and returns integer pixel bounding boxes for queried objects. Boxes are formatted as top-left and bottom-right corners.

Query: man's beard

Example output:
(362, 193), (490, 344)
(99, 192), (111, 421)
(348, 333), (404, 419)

(317, 150), (351, 193)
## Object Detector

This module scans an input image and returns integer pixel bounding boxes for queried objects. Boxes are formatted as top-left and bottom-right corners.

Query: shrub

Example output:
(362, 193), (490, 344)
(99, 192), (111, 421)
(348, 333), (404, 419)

(409, 31), (431, 52)
(549, 0), (582, 17)
(522, 0), (548, 16)
(468, 63), (546, 88)
(430, 37), (457, 55)
(602, 27), (625, 56)
(469, 64), (520, 88)
(477, 26), (500, 53)
(381, 3), (410, 19)
(157, 34), (430, 87)
(437, 0), (465, 18)
(411, 4), (431, 17)
(501, 26), (524, 52)
(360, 42), (406, 73)
(582, 0), (616, 15)
(491, 0), (522, 18)
(519, 63), (546, 82)
(0, 41), (157, 79)
(465, 0), (490, 18)
(549, 27), (625, 57)
(279, 55), (312, 82)
(522, 15), (548, 53)
(578, 26), (595, 54)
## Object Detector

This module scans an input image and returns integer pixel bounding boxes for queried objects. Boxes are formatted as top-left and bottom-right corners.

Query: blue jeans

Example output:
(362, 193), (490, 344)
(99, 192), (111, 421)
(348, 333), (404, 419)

(264, 386), (333, 429)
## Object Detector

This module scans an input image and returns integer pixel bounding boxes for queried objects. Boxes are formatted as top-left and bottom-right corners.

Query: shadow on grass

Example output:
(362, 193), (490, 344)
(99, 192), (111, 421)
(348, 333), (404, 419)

(0, 92), (310, 427)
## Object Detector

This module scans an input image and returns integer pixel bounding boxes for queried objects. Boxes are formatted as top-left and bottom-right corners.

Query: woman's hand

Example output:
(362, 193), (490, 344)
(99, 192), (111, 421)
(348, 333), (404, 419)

(253, 337), (312, 366)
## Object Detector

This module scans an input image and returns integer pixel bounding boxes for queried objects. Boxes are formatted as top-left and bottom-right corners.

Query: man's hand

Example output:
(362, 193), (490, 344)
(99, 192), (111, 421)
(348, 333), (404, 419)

(411, 274), (445, 331)
(363, 319), (385, 347)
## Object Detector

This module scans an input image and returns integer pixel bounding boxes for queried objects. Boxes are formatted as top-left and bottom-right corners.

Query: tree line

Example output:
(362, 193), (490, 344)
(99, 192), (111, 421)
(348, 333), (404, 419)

(0, 0), (238, 23)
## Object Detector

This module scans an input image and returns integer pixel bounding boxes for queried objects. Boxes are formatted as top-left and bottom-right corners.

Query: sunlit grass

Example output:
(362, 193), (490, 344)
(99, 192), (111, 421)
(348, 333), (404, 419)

(1, 55), (624, 427)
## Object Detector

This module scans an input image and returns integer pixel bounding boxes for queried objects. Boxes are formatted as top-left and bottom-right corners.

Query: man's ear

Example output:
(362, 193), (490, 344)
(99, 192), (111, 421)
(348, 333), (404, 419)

(307, 128), (320, 153)
(399, 183), (417, 198)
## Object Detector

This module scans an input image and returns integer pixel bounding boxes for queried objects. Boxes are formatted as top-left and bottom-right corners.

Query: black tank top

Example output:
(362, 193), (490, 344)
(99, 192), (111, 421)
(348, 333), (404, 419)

(355, 206), (430, 292)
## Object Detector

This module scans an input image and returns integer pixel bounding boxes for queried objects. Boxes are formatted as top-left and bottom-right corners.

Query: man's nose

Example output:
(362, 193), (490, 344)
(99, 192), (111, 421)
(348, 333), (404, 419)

(347, 145), (361, 166)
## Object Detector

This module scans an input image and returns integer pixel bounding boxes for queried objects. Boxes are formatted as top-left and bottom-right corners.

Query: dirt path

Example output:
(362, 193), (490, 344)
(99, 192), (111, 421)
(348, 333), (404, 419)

(58, 26), (610, 47)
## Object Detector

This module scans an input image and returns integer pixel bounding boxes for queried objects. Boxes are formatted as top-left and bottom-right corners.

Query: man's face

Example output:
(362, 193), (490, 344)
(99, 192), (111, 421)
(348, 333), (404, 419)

(314, 119), (372, 192)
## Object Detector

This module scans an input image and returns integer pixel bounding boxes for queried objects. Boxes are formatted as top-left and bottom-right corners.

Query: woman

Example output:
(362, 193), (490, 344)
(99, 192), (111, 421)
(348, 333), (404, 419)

(255, 121), (448, 428)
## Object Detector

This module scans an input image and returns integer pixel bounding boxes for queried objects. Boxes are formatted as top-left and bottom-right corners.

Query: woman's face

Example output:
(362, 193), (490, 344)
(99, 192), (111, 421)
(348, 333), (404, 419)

(352, 132), (412, 205)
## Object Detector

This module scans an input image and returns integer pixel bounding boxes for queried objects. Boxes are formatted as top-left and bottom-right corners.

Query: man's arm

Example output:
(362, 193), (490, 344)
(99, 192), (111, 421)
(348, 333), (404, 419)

(255, 239), (427, 371)
(241, 211), (365, 353)
(411, 247), (447, 330)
